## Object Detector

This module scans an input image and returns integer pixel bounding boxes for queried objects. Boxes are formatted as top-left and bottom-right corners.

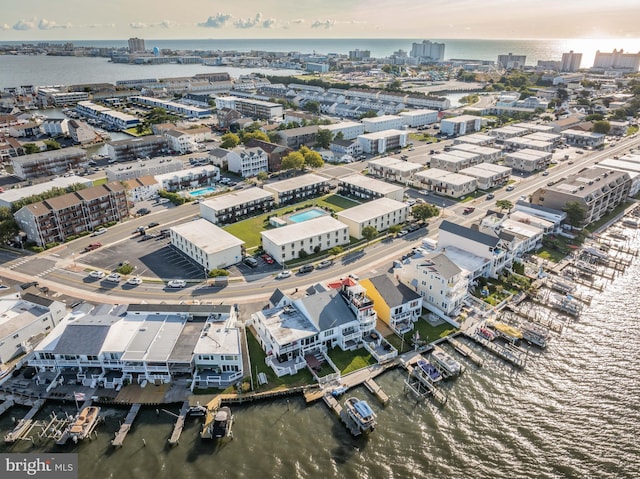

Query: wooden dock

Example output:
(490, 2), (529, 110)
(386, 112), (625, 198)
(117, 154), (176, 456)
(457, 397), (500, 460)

(111, 403), (141, 447)
(3, 399), (45, 443)
(466, 334), (527, 368)
(167, 401), (190, 446)
(403, 364), (448, 406)
(322, 394), (363, 436)
(363, 378), (389, 405)
(446, 337), (484, 367)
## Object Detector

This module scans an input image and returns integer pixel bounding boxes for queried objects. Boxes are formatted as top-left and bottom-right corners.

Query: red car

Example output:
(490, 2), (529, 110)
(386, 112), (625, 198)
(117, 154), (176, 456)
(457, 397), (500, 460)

(83, 242), (102, 253)
(261, 254), (274, 264)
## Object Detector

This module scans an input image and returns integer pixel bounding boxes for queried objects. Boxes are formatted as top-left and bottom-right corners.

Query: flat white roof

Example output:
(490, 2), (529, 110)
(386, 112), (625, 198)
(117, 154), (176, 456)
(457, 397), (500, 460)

(492, 125), (528, 135)
(399, 109), (438, 117)
(442, 115), (481, 123)
(359, 129), (406, 140)
(563, 129), (606, 139)
(459, 163), (512, 178)
(261, 216), (346, 246)
(456, 133), (494, 144)
(264, 173), (327, 193)
(444, 150), (480, 160)
(201, 187), (273, 211)
(193, 324), (241, 356)
(506, 148), (551, 160)
(324, 121), (363, 131)
(0, 175), (92, 204)
(416, 168), (476, 186)
(340, 173), (404, 194)
(505, 138), (553, 149)
(361, 114), (402, 124)
(171, 218), (244, 253)
(523, 132), (561, 142)
(451, 144), (502, 156)
(154, 164), (218, 182)
(369, 157), (423, 172)
(337, 197), (407, 223)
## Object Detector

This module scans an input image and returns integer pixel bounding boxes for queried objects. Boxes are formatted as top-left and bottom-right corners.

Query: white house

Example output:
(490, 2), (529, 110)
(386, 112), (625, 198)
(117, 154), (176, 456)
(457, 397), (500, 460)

(459, 163), (512, 190)
(357, 130), (408, 154)
(41, 118), (68, 137)
(413, 169), (477, 198)
(337, 198), (409, 239)
(440, 115), (482, 136)
(261, 216), (349, 264)
(227, 147), (269, 177)
(399, 109), (439, 128)
(170, 219), (244, 271)
(123, 175), (161, 202)
(361, 114), (404, 133)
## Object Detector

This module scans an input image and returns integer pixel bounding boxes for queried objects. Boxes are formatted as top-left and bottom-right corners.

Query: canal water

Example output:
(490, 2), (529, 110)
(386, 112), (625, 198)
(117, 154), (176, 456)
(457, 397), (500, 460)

(1, 237), (639, 478)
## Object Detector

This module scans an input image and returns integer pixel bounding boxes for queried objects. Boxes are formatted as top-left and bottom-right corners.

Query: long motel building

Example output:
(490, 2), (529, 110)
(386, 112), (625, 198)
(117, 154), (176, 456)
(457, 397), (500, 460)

(339, 173), (405, 201)
(336, 197), (409, 239)
(261, 216), (349, 264)
(28, 304), (243, 390)
(357, 129), (408, 154)
(504, 149), (552, 172)
(170, 218), (245, 270)
(412, 169), (477, 198)
(368, 156), (424, 184)
(453, 133), (496, 147)
(430, 150), (483, 173)
(458, 163), (512, 190)
(450, 143), (503, 163)
(199, 187), (275, 225)
(262, 173), (330, 205)
(250, 279), (395, 377)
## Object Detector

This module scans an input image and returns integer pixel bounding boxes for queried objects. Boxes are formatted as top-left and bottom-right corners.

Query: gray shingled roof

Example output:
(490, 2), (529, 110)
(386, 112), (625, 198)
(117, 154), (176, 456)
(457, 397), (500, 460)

(368, 274), (421, 307)
(52, 323), (112, 356)
(440, 220), (499, 248)
(299, 289), (356, 331)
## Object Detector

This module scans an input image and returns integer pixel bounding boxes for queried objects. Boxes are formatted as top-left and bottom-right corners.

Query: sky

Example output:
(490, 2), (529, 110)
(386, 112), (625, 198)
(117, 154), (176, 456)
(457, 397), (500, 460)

(1, 0), (639, 41)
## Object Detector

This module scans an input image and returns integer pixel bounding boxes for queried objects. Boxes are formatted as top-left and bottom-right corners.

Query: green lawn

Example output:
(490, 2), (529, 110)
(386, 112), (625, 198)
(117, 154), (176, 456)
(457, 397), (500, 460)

(246, 329), (314, 391)
(223, 194), (360, 249)
(92, 178), (107, 186)
(328, 348), (377, 375)
(384, 318), (457, 354)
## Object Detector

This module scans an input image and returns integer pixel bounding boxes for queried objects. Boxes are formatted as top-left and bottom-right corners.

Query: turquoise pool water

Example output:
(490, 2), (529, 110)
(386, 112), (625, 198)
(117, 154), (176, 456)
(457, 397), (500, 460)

(289, 208), (326, 223)
(189, 186), (216, 197)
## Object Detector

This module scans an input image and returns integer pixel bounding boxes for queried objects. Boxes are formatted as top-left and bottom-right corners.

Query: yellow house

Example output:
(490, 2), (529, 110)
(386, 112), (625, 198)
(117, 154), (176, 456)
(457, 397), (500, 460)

(361, 274), (422, 335)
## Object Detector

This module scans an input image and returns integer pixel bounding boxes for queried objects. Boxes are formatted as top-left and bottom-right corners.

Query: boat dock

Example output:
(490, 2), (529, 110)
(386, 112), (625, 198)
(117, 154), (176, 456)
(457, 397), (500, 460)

(111, 403), (141, 447)
(446, 337), (484, 367)
(167, 401), (190, 446)
(402, 361), (448, 406)
(3, 399), (45, 443)
(0, 399), (14, 417)
(363, 378), (389, 406)
(503, 307), (564, 334)
(466, 333), (527, 368)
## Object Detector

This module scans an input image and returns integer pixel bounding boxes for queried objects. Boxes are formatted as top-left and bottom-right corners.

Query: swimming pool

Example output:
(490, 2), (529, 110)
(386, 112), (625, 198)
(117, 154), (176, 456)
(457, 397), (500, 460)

(189, 186), (217, 197)
(288, 208), (326, 223)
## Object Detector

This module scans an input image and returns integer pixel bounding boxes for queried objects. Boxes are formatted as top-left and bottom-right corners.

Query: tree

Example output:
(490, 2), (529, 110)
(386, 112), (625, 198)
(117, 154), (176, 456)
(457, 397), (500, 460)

(281, 151), (305, 170)
(362, 226), (378, 242)
(316, 129), (333, 149)
(244, 122), (263, 133)
(220, 132), (240, 149)
(0, 207), (18, 244)
(496, 199), (514, 213)
(564, 201), (586, 227)
(256, 171), (269, 181)
(592, 120), (611, 135)
(241, 130), (269, 144)
(388, 225), (402, 235)
(299, 146), (324, 168)
(328, 246), (344, 257)
(302, 101), (320, 114)
(44, 139), (61, 150)
(23, 143), (40, 155)
(208, 268), (230, 277)
(411, 203), (440, 222)
(358, 110), (378, 120)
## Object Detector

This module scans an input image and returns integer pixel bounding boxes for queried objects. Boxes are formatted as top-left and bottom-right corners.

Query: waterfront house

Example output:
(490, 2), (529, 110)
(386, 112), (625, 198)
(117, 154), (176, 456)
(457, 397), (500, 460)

(361, 274), (422, 335)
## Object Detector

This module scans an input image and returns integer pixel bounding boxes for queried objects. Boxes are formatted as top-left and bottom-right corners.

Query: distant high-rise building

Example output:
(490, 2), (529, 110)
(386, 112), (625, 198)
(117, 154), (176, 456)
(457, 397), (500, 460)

(410, 40), (445, 63)
(128, 37), (146, 53)
(561, 51), (583, 72)
(593, 49), (640, 72)
(497, 53), (526, 69)
(349, 49), (371, 60)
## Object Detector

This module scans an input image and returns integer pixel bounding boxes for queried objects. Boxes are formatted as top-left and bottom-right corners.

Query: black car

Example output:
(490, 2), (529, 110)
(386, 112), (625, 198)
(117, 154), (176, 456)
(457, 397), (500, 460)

(136, 208), (151, 216)
(407, 224), (421, 232)
(298, 265), (314, 274)
(19, 281), (39, 290)
(147, 222), (160, 228)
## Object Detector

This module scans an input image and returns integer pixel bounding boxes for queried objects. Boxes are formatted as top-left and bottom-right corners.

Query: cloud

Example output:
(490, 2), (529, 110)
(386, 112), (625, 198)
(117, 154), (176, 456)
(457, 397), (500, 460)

(198, 13), (232, 28)
(130, 22), (147, 29)
(38, 19), (70, 30)
(0, 24), (10, 31)
(262, 18), (276, 28)
(292, 19), (305, 24)
(13, 19), (36, 31)
(234, 13), (276, 29)
(311, 19), (336, 29)
(88, 23), (116, 29)
(158, 20), (176, 29)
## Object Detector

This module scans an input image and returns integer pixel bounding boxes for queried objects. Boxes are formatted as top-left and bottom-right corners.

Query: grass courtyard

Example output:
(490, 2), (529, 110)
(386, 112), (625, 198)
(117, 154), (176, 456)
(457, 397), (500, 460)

(223, 194), (360, 250)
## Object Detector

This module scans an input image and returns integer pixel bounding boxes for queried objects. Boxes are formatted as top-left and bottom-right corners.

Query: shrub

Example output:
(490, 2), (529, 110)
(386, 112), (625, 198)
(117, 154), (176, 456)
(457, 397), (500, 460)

(298, 249), (308, 258)
(208, 268), (230, 277)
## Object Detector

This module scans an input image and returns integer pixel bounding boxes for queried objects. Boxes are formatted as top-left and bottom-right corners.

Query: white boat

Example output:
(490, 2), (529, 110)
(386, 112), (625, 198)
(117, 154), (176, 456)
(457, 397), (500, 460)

(431, 346), (462, 376)
(344, 397), (376, 434)
(521, 322), (550, 348)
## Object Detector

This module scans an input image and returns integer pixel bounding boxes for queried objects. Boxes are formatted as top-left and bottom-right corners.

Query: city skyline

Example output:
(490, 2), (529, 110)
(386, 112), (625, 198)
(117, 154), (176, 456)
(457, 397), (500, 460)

(1, 0), (639, 41)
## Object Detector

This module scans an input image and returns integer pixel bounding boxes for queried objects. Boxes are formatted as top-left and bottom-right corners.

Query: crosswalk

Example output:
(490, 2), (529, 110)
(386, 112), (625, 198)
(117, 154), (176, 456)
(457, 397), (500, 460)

(8, 258), (31, 270)
(8, 257), (56, 277)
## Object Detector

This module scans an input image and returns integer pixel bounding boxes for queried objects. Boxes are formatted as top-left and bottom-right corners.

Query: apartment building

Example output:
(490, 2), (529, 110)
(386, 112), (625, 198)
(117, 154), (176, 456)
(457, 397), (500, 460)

(275, 125), (319, 149)
(131, 96), (212, 119)
(154, 165), (220, 192)
(75, 101), (140, 131)
(430, 150), (482, 173)
(336, 198), (409, 239)
(440, 115), (482, 136)
(361, 114), (404, 133)
(263, 173), (329, 205)
(368, 157), (423, 184)
(453, 133), (496, 147)
(214, 95), (283, 120)
(105, 156), (184, 181)
(123, 176), (160, 202)
(497, 53), (527, 69)
(562, 129), (606, 148)
(450, 143), (502, 163)
(200, 188), (275, 225)
(0, 175), (93, 209)
(531, 167), (631, 225)
(357, 129), (408, 154)
(504, 149), (552, 172)
(459, 163), (512, 190)
(399, 109), (439, 128)
(14, 182), (129, 246)
(413, 169), (477, 198)
(339, 174), (404, 201)
(11, 147), (87, 180)
(322, 121), (365, 140)
(107, 135), (170, 163)
(227, 147), (269, 177)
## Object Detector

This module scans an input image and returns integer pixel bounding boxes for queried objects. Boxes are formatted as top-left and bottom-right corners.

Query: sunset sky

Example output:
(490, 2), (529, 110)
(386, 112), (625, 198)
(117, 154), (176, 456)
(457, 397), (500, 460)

(1, 0), (639, 41)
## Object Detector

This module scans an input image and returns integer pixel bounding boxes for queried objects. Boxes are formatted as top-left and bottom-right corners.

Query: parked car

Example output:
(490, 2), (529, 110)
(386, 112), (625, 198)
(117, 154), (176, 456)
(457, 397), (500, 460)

(316, 259), (333, 269)
(89, 270), (105, 279)
(91, 227), (107, 236)
(407, 224), (421, 232)
(147, 222), (160, 228)
(418, 190), (428, 195)
(463, 207), (475, 215)
(140, 234), (155, 241)
(348, 273), (360, 281)
(505, 185), (515, 192)
(244, 257), (258, 268)
(157, 198), (170, 204)
(397, 230), (409, 237)
(167, 279), (187, 288)
(298, 265), (314, 274)
(136, 208), (151, 216)
(261, 254), (274, 264)
(486, 193), (495, 200)
(276, 270), (292, 279)
(542, 171), (549, 176)
(83, 242), (102, 253)
(105, 273), (121, 283)
(19, 281), (39, 290)
(127, 277), (142, 286)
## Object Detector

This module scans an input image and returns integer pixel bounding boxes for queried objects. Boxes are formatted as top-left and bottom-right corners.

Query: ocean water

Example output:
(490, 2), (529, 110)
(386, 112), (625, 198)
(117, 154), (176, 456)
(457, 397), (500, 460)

(1, 228), (639, 478)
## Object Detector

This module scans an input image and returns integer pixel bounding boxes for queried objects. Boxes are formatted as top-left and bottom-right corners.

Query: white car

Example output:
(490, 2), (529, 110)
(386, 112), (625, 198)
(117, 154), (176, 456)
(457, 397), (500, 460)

(89, 270), (105, 279)
(167, 279), (187, 288)
(105, 273), (121, 283)
(276, 270), (292, 279)
(127, 276), (142, 285)
(91, 227), (107, 236)
(418, 190), (428, 195)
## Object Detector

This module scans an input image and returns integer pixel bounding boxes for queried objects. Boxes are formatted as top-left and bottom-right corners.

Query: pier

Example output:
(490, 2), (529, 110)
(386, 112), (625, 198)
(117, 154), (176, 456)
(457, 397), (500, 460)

(363, 378), (389, 406)
(111, 403), (141, 447)
(4, 399), (45, 443)
(446, 337), (484, 367)
(402, 360), (448, 406)
(322, 394), (364, 437)
(167, 401), (190, 446)
(465, 333), (527, 368)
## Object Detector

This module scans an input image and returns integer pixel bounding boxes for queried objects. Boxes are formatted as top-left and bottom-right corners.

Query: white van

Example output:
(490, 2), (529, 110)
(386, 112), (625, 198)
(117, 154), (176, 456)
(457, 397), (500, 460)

(422, 238), (438, 250)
